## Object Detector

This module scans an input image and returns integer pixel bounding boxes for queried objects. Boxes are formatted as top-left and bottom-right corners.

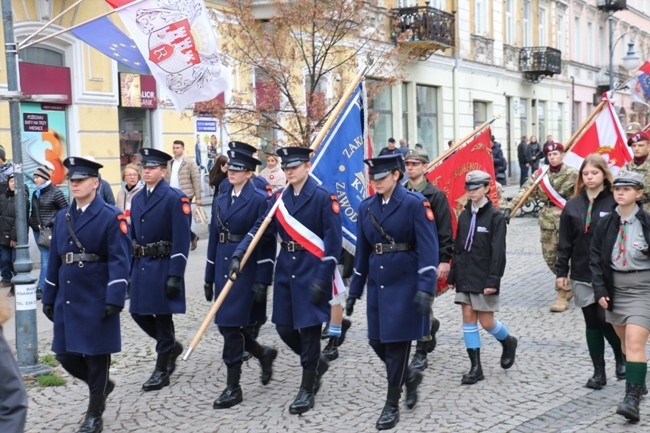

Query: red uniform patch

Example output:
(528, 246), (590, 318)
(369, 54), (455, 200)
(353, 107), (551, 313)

(426, 209), (434, 221)
(424, 202), (434, 221)
(182, 203), (191, 215)
(120, 221), (128, 234)
(332, 201), (340, 214)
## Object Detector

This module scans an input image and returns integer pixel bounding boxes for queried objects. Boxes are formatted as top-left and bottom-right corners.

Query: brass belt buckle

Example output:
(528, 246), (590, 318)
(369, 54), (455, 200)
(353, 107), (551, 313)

(374, 244), (383, 255)
(65, 252), (74, 264)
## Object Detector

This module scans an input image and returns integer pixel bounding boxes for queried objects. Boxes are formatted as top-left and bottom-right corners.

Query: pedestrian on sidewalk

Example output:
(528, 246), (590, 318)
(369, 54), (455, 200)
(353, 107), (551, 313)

(0, 174), (29, 289)
(42, 156), (131, 433)
(517, 135), (530, 186)
(231, 146), (342, 415)
(116, 163), (144, 226)
(590, 170), (650, 423)
(0, 290), (27, 433)
(130, 148), (191, 392)
(504, 142), (578, 312)
(347, 154), (439, 430)
(204, 148), (278, 409)
(555, 154), (624, 390)
(448, 170), (518, 385)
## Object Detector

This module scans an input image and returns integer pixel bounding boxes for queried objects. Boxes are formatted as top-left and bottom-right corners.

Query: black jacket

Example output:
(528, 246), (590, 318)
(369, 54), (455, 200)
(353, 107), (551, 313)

(517, 141), (529, 165)
(590, 207), (650, 310)
(407, 180), (453, 263)
(492, 142), (507, 180)
(556, 189), (616, 282)
(29, 183), (68, 232)
(0, 187), (29, 246)
(448, 200), (506, 293)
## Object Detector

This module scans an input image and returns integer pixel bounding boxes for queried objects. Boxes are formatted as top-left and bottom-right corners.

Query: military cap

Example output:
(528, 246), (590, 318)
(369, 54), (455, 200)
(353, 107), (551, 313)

(277, 146), (312, 168)
(627, 131), (650, 146)
(228, 141), (258, 157)
(613, 170), (645, 189)
(64, 156), (103, 180)
(139, 148), (172, 167)
(543, 141), (565, 155)
(364, 154), (405, 181)
(465, 170), (492, 190)
(404, 148), (429, 164)
(226, 149), (261, 171)
(625, 122), (642, 135)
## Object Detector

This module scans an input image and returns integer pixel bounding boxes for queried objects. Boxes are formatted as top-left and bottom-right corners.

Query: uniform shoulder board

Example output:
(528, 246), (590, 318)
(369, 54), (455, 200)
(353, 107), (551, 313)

(180, 197), (190, 203)
(423, 201), (431, 208)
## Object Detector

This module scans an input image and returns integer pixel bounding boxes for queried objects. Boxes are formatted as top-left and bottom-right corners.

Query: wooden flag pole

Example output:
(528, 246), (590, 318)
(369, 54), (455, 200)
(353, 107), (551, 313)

(183, 65), (370, 361)
(19, 0), (85, 48)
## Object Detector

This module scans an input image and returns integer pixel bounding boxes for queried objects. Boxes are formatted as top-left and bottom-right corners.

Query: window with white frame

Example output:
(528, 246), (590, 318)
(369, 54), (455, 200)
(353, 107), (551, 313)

(416, 85), (438, 156)
(558, 13), (567, 51)
(538, 7), (547, 46)
(475, 0), (488, 36)
(523, 0), (532, 46)
(587, 22), (594, 65)
(505, 0), (516, 45)
(573, 16), (581, 62)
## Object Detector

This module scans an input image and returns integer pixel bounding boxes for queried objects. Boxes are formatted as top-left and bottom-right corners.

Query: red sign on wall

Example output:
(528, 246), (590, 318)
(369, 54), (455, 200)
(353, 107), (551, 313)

(119, 72), (157, 109)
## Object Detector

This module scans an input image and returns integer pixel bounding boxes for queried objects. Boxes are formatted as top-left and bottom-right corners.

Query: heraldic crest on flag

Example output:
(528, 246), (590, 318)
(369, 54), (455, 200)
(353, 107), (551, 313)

(107, 0), (230, 108)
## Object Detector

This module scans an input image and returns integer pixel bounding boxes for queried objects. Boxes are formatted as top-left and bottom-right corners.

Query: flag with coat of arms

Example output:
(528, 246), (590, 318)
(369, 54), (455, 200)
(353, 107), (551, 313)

(106, 0), (230, 109)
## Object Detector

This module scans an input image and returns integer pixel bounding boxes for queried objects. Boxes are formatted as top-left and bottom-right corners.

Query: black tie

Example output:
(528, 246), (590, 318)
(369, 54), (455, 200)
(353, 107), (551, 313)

(230, 195), (238, 208)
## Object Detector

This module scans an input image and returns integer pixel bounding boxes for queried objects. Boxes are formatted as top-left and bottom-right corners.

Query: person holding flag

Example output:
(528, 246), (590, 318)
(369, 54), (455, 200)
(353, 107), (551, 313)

(504, 142), (578, 313)
(230, 146), (342, 415)
(404, 148), (453, 371)
(346, 154), (438, 430)
(624, 131), (650, 212)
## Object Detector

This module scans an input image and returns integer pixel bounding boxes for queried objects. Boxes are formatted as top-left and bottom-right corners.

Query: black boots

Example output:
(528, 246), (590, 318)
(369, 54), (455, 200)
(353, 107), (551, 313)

(322, 337), (340, 361)
(142, 353), (171, 391)
(78, 394), (105, 433)
(500, 335), (518, 369)
(213, 367), (243, 409)
(461, 349), (484, 384)
(313, 355), (329, 395)
(168, 341), (183, 375)
(426, 318), (440, 353)
(259, 346), (278, 385)
(409, 341), (429, 371)
(615, 352), (626, 380)
(289, 370), (316, 414)
(586, 354), (607, 390)
(616, 382), (644, 422)
(376, 386), (401, 430)
(404, 367), (422, 409)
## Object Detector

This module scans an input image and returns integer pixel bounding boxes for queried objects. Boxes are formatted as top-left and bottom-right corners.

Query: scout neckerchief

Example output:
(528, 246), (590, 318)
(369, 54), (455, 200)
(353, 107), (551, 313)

(275, 197), (346, 299)
(614, 220), (629, 267)
(535, 167), (567, 209)
(584, 197), (594, 234)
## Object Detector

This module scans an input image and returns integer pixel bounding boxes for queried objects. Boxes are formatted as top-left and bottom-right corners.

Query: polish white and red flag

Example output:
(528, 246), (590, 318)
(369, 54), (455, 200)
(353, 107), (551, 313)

(106, 0), (230, 109)
(563, 99), (632, 175)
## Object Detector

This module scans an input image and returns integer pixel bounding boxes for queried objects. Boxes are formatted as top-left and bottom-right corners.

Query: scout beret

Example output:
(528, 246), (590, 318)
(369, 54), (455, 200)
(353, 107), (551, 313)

(543, 141), (564, 155)
(627, 131), (650, 146)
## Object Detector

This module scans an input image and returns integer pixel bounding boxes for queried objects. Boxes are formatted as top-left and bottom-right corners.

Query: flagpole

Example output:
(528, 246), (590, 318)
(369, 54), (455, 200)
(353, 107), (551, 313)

(509, 99), (608, 217)
(183, 66), (370, 361)
(18, 0), (85, 48)
(19, 0), (148, 51)
(425, 116), (499, 173)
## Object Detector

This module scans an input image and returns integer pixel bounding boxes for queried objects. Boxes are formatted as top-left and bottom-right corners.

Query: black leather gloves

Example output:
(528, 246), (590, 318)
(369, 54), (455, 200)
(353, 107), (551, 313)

(345, 297), (357, 316)
(251, 282), (268, 304)
(503, 208), (512, 224)
(43, 304), (54, 322)
(102, 304), (123, 319)
(166, 276), (182, 298)
(413, 291), (434, 316)
(228, 256), (241, 281)
(204, 282), (213, 302)
(310, 279), (329, 305)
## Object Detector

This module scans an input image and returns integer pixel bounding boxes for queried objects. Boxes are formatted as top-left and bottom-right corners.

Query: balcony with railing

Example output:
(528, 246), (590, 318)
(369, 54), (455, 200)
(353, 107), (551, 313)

(519, 47), (562, 83)
(391, 2), (455, 60)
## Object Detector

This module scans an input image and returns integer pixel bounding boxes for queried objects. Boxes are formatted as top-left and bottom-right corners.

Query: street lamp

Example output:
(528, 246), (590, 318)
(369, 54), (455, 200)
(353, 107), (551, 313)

(1, 0), (51, 376)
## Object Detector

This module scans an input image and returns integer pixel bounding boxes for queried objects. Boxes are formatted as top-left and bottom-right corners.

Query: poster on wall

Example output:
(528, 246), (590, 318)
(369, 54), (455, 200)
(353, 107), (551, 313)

(20, 102), (68, 198)
(194, 117), (220, 198)
(119, 73), (157, 108)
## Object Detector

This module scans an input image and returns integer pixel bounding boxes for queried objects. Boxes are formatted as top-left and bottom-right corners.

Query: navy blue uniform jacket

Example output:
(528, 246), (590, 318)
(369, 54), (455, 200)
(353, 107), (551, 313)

(349, 184), (439, 343)
(44, 196), (131, 355)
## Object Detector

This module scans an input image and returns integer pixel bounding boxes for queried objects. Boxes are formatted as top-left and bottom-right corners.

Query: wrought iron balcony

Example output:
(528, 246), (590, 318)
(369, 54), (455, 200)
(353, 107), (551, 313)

(519, 46), (562, 83)
(391, 3), (455, 60)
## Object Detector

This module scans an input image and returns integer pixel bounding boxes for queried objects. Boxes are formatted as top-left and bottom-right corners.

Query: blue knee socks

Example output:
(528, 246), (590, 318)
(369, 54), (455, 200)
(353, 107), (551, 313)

(486, 320), (509, 341)
(329, 324), (342, 338)
(463, 324), (481, 349)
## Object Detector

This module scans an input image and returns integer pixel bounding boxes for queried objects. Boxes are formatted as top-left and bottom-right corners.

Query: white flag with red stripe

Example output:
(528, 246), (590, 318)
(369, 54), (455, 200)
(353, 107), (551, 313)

(106, 0), (230, 109)
(564, 99), (632, 174)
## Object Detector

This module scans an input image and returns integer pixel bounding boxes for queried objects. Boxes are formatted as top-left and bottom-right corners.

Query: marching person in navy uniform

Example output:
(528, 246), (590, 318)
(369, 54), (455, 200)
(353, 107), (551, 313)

(346, 154), (439, 431)
(129, 147), (191, 392)
(219, 141), (272, 195)
(204, 148), (278, 409)
(232, 146), (342, 415)
(42, 156), (131, 433)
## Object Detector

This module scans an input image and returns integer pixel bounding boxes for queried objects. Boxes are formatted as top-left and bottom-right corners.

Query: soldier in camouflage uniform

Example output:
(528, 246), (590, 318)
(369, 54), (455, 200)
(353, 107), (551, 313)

(624, 131), (650, 212)
(504, 142), (578, 312)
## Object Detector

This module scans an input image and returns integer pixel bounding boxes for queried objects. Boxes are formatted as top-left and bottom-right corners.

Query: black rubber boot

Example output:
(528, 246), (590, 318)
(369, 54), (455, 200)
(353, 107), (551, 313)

(409, 341), (428, 372)
(167, 341), (183, 375)
(78, 394), (105, 433)
(376, 386), (401, 430)
(213, 367), (243, 409)
(313, 355), (329, 395)
(616, 382), (644, 422)
(322, 337), (340, 361)
(338, 319), (352, 346)
(461, 348), (484, 385)
(289, 370), (316, 415)
(404, 367), (422, 409)
(499, 335), (518, 369)
(426, 318), (440, 353)
(258, 346), (278, 385)
(142, 353), (171, 392)
(321, 323), (330, 339)
(586, 354), (607, 390)
(614, 352), (626, 381)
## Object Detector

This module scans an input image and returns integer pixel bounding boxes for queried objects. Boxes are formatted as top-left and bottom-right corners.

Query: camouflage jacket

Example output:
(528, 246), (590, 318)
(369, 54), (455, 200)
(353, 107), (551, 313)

(624, 159), (650, 212)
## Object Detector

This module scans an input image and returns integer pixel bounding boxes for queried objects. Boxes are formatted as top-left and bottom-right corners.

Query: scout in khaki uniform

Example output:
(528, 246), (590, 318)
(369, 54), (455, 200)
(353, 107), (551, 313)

(624, 131), (650, 212)
(504, 142), (578, 312)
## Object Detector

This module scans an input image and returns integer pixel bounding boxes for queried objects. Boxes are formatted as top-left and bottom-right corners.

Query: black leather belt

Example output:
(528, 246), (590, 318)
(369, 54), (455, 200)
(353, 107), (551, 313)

(280, 241), (306, 252)
(613, 269), (650, 273)
(219, 233), (245, 243)
(133, 241), (172, 259)
(374, 243), (414, 255)
(61, 252), (105, 267)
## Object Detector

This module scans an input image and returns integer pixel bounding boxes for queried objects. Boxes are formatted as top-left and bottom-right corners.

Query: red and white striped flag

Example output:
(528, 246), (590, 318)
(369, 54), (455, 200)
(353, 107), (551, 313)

(106, 0), (230, 109)
(563, 99), (632, 175)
